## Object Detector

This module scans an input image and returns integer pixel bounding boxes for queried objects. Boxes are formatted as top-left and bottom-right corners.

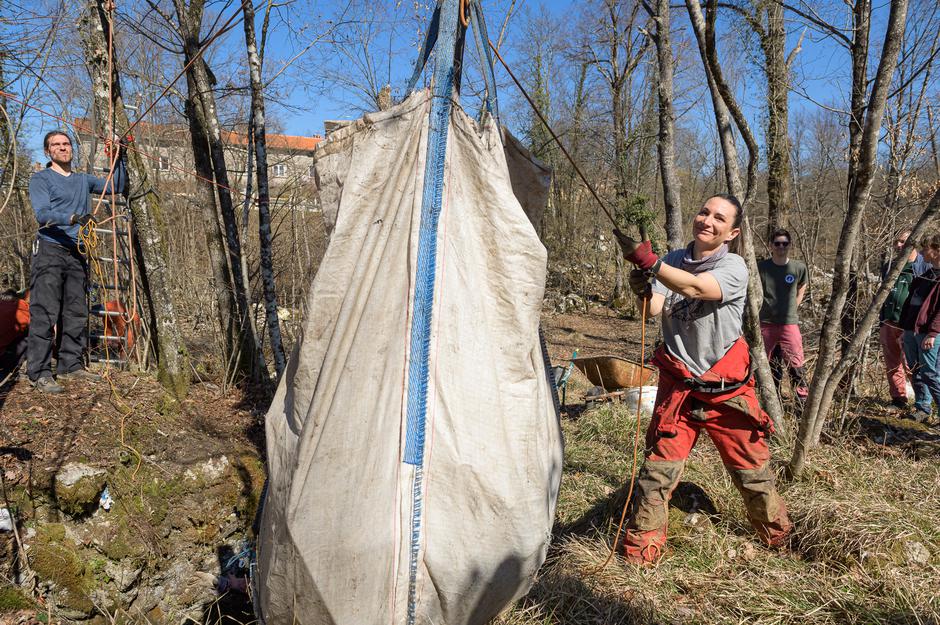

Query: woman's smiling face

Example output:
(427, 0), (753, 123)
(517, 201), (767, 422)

(692, 196), (741, 249)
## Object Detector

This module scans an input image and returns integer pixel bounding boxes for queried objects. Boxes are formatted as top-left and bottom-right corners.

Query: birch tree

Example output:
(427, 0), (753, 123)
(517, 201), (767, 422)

(243, 0), (287, 377)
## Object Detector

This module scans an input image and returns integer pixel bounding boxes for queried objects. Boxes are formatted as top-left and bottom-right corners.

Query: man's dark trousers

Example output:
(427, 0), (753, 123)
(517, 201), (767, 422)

(27, 239), (88, 380)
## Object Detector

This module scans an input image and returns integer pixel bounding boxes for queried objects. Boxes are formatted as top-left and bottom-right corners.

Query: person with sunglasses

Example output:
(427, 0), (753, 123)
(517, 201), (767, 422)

(757, 228), (809, 405)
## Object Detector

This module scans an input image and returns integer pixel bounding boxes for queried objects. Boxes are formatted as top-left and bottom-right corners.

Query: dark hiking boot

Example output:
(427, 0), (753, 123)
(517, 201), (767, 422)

(890, 397), (908, 409)
(59, 369), (102, 383)
(33, 376), (64, 394)
(904, 409), (931, 424)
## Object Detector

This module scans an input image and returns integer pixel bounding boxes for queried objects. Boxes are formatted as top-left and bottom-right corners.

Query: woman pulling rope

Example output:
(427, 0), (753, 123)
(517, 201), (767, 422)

(614, 194), (793, 564)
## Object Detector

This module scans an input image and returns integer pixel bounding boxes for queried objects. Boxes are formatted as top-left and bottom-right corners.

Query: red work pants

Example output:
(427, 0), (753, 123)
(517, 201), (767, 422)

(621, 400), (792, 564)
(879, 322), (909, 401)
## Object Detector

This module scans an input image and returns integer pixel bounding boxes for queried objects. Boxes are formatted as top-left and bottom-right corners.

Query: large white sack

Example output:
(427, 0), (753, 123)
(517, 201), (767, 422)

(256, 90), (563, 625)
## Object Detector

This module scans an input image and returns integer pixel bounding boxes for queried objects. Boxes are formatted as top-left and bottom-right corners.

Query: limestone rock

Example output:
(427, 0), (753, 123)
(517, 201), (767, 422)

(55, 463), (107, 517)
(903, 540), (930, 566)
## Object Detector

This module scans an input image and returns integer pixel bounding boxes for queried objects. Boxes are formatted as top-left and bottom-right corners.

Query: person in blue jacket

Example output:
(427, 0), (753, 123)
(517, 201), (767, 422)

(27, 129), (126, 393)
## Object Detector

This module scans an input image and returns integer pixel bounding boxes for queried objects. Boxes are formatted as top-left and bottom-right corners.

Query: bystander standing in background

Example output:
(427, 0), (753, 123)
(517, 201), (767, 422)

(878, 230), (931, 409)
(757, 228), (809, 405)
(898, 231), (940, 425)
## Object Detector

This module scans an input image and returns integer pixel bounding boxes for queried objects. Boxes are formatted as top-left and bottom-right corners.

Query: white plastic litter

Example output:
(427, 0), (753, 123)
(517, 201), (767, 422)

(624, 386), (658, 417)
(0, 508), (12, 532)
(99, 485), (113, 511)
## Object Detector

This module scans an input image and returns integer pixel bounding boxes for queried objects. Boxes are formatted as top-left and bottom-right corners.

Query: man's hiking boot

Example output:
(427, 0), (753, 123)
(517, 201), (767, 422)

(890, 397), (908, 409)
(59, 369), (102, 383)
(33, 376), (64, 394)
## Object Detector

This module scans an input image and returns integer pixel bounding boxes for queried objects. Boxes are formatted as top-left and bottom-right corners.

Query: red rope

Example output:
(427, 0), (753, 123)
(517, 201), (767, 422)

(0, 89), (236, 195)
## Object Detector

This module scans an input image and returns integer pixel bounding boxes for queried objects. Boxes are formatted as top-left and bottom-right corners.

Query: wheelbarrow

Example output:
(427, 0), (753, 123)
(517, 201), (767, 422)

(572, 355), (656, 405)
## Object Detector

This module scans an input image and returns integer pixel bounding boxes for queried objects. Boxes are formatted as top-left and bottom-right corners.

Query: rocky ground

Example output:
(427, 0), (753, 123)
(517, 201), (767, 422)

(0, 372), (265, 624)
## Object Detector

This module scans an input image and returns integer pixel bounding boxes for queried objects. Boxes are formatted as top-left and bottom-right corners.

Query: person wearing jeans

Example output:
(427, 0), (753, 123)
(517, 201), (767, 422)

(898, 231), (940, 424)
(879, 230), (930, 408)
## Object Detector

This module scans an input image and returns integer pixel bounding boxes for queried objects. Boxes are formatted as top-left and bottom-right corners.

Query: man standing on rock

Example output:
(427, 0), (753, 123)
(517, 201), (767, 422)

(757, 228), (809, 405)
(27, 130), (125, 393)
(879, 230), (930, 409)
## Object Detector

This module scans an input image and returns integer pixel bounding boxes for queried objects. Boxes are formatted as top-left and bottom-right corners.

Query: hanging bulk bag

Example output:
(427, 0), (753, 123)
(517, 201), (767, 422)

(255, 2), (562, 623)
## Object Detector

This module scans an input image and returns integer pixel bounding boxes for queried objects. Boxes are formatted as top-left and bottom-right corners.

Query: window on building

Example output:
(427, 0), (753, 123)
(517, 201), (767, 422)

(273, 163), (287, 177)
(159, 155), (170, 171)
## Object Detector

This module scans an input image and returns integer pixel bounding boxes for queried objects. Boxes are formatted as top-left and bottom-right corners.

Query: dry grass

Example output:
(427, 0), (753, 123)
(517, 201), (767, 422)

(496, 394), (940, 625)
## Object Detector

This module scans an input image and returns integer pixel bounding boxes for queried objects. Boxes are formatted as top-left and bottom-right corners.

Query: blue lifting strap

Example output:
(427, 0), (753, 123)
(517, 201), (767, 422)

(404, 0), (500, 124)
(402, 0), (460, 622)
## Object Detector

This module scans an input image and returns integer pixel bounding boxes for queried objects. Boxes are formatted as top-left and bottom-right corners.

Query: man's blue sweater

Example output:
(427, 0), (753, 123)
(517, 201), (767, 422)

(29, 161), (126, 248)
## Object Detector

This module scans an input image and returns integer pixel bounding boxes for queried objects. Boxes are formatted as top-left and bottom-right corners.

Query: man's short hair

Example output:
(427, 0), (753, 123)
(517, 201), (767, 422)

(770, 228), (791, 243)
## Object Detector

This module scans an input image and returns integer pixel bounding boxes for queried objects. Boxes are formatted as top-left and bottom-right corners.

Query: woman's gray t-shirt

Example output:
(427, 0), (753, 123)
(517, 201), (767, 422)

(651, 250), (749, 377)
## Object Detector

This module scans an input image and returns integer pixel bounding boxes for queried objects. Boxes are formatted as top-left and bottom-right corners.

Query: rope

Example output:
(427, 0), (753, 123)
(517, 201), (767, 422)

(0, 102), (17, 216)
(0, 90), (237, 196)
(483, 25), (649, 560)
(77, 217), (117, 363)
(587, 295), (648, 573)
(486, 38), (619, 229)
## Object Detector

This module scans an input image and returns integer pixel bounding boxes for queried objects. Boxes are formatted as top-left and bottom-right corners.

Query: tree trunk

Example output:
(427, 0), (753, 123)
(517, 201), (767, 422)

(183, 79), (235, 359)
(762, 0), (791, 237)
(648, 0), (683, 249)
(243, 0), (287, 378)
(612, 79), (628, 303)
(686, 0), (787, 436)
(79, 0), (190, 398)
(173, 0), (269, 386)
(789, 0), (910, 476)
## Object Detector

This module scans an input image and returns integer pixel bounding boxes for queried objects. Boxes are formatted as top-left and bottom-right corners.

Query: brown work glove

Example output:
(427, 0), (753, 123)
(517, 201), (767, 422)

(628, 268), (653, 300)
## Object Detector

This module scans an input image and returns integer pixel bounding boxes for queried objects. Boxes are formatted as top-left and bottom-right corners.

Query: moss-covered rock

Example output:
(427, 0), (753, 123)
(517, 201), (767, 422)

(0, 584), (34, 613)
(30, 524), (96, 617)
(54, 463), (107, 518)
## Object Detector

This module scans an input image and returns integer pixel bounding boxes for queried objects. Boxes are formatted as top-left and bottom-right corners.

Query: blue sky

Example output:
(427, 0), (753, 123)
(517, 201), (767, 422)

(258, 0), (888, 139)
(10, 0), (900, 157)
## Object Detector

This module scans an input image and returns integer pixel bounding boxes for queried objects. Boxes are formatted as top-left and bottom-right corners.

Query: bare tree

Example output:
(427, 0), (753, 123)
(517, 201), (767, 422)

(243, 0), (287, 377)
(80, 0), (191, 398)
(789, 0), (912, 475)
(643, 0), (683, 249)
(685, 0), (788, 436)
(586, 0), (652, 302)
(173, 0), (269, 386)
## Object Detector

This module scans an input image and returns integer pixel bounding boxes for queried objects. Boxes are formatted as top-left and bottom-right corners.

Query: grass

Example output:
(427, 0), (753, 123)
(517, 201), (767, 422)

(496, 391), (940, 625)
